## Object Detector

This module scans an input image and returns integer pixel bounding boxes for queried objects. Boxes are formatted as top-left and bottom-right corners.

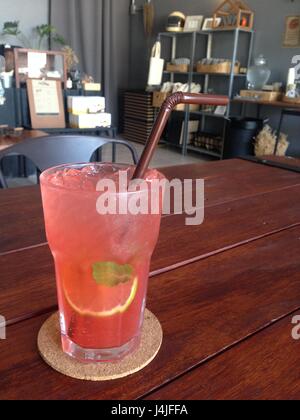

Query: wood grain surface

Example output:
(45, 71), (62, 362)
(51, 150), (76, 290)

(146, 312), (300, 400)
(0, 186), (46, 255)
(0, 227), (299, 400)
(1, 185), (300, 326)
(0, 130), (47, 151)
(1, 159), (300, 255)
(0, 159), (299, 400)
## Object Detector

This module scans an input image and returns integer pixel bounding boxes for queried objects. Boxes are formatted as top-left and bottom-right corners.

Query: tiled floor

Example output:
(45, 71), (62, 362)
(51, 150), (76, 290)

(6, 140), (214, 188)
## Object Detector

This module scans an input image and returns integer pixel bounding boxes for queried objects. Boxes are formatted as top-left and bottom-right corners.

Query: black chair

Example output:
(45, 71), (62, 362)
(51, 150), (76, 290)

(0, 135), (139, 189)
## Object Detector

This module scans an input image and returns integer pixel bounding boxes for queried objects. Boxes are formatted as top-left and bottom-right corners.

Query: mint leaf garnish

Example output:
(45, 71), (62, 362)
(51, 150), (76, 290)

(92, 262), (134, 287)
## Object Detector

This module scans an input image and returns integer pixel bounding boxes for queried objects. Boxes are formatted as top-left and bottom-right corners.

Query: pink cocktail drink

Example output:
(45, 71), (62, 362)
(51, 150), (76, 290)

(40, 163), (164, 362)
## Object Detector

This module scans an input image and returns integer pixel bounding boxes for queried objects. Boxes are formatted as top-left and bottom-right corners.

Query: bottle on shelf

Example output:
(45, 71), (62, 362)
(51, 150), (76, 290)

(247, 55), (271, 90)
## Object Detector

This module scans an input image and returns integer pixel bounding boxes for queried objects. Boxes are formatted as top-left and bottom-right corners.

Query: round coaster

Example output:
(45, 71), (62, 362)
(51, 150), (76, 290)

(38, 309), (163, 381)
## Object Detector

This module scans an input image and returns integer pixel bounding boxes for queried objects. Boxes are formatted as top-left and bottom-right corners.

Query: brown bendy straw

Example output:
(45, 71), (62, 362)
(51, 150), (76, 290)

(132, 92), (229, 180)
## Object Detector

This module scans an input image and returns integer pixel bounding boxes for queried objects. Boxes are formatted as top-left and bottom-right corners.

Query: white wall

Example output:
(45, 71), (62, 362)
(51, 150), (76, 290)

(0, 0), (48, 47)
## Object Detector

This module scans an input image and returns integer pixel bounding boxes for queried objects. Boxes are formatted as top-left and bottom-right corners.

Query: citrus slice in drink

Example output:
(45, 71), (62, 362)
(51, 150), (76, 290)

(63, 262), (138, 318)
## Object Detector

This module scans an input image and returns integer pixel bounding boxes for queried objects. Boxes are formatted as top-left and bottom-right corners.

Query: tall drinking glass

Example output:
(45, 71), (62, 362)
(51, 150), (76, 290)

(40, 163), (165, 362)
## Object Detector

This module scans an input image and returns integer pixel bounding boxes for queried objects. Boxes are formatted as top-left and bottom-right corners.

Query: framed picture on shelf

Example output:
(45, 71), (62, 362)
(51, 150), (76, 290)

(202, 17), (221, 31)
(183, 16), (204, 32)
(283, 16), (300, 47)
(27, 79), (66, 129)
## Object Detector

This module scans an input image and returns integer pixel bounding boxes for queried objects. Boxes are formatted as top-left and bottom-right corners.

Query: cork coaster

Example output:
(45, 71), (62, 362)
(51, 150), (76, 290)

(38, 309), (163, 381)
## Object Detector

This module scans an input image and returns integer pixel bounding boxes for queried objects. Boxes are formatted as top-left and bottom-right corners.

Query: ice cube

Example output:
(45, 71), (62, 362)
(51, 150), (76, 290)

(81, 165), (101, 176)
(61, 168), (82, 189)
(48, 172), (64, 187)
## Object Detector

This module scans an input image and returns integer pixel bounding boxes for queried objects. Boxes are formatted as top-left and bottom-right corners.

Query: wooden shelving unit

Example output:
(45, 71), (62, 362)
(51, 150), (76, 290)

(13, 48), (67, 88)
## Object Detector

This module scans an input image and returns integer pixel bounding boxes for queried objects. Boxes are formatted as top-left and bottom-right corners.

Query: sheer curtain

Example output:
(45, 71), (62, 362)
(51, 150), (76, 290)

(51, 0), (130, 127)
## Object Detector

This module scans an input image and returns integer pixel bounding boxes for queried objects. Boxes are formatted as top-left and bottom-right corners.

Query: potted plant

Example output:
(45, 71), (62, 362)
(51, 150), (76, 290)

(1, 21), (66, 50)
(34, 25), (66, 50)
(0, 21), (30, 47)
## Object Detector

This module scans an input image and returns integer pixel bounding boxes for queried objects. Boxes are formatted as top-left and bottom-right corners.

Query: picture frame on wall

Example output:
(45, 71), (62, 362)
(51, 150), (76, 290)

(202, 17), (221, 31)
(283, 16), (300, 47)
(183, 15), (204, 32)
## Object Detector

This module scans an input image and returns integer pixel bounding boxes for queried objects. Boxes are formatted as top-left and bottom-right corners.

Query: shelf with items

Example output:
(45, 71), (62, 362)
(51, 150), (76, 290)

(191, 130), (224, 156)
(196, 73), (247, 78)
(161, 109), (226, 158)
(156, 28), (254, 159)
(161, 139), (222, 158)
(164, 70), (247, 78)
(176, 108), (228, 119)
(159, 28), (254, 37)
(13, 48), (67, 88)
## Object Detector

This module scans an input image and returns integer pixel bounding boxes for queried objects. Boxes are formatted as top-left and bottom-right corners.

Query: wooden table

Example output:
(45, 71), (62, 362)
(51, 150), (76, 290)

(241, 155), (300, 173)
(233, 99), (300, 155)
(0, 130), (47, 151)
(234, 98), (300, 111)
(262, 155), (300, 166)
(0, 158), (300, 400)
